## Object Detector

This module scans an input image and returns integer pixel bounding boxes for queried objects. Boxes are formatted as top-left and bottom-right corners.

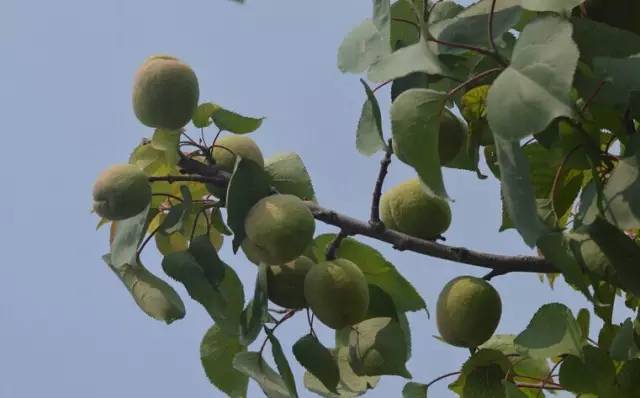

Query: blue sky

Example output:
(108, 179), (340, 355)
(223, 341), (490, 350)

(0, 1), (631, 397)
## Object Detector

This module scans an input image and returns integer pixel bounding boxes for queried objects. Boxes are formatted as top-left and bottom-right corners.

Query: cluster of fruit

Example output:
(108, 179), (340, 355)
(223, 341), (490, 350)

(92, 55), (502, 348)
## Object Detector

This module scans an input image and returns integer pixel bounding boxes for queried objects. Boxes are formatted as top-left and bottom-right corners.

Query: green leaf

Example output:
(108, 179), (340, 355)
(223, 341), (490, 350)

(233, 352), (291, 398)
(267, 331), (298, 398)
(592, 56), (640, 110)
(521, 0), (582, 13)
(303, 346), (379, 397)
(372, 0), (390, 45)
(480, 334), (550, 381)
(391, 88), (449, 199)
(337, 19), (389, 74)
(577, 308), (590, 342)
(428, 1), (463, 24)
(429, 0), (521, 55)
(494, 136), (548, 246)
(102, 254), (185, 324)
(189, 234), (227, 286)
(368, 38), (451, 82)
(151, 129), (181, 166)
(192, 103), (221, 128)
(559, 346), (617, 397)
(211, 207), (233, 236)
(110, 205), (151, 268)
(402, 382), (427, 398)
(192, 102), (264, 133)
(162, 250), (244, 335)
(572, 18), (640, 64)
(293, 334), (339, 394)
(536, 232), (591, 298)
(514, 303), (583, 359)
(588, 217), (640, 297)
(160, 186), (192, 234)
(582, 154), (640, 230)
(487, 16), (578, 141)
(226, 158), (272, 251)
(348, 317), (412, 378)
(239, 264), (269, 345)
(356, 79), (386, 156)
(200, 324), (248, 397)
(617, 359), (640, 397)
(264, 152), (316, 202)
(610, 319), (640, 361)
(312, 234), (427, 313)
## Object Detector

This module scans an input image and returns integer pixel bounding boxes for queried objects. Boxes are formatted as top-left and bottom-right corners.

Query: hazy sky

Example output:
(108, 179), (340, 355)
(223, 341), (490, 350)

(0, 1), (630, 397)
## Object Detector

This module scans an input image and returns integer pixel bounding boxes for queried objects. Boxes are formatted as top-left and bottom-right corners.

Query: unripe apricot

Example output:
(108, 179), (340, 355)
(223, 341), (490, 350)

(93, 164), (151, 220)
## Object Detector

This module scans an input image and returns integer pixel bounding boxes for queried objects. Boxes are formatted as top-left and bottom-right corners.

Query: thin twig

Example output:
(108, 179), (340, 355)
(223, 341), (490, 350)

(425, 371), (461, 388)
(373, 80), (392, 93)
(427, 37), (505, 65)
(326, 230), (349, 261)
(259, 310), (297, 355)
(370, 139), (393, 226)
(151, 193), (184, 202)
(581, 80), (605, 114)
(447, 68), (503, 98)
(536, 357), (564, 398)
(487, 0), (504, 65)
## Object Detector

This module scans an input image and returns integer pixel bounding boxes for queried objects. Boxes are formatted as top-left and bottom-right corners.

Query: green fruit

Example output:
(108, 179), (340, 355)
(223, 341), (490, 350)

(436, 276), (502, 348)
(213, 135), (264, 172)
(304, 259), (370, 329)
(93, 164), (151, 220)
(380, 178), (451, 239)
(244, 194), (315, 265)
(132, 55), (199, 129)
(267, 256), (314, 309)
(439, 109), (466, 165)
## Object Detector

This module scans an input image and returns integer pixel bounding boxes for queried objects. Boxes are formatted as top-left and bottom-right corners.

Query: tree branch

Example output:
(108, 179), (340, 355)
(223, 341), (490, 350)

(370, 140), (393, 226)
(148, 160), (557, 274)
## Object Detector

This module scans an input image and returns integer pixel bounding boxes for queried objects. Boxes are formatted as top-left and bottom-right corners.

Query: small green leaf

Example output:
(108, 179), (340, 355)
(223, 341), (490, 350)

(487, 16), (578, 141)
(572, 18), (640, 63)
(588, 217), (640, 297)
(110, 205), (151, 268)
(337, 19), (389, 74)
(356, 79), (386, 156)
(226, 158), (272, 251)
(293, 334), (339, 394)
(368, 38), (451, 83)
(264, 152), (316, 202)
(266, 331), (298, 398)
(577, 308), (590, 342)
(200, 324), (248, 397)
(232, 352), (290, 398)
(312, 234), (427, 313)
(239, 264), (269, 345)
(617, 359), (640, 397)
(151, 129), (181, 166)
(514, 303), (583, 359)
(494, 136), (548, 246)
(192, 103), (221, 128)
(192, 102), (264, 133)
(372, 0), (391, 45)
(348, 317), (412, 378)
(521, 0), (582, 13)
(402, 382), (427, 398)
(160, 186), (192, 234)
(391, 88), (449, 199)
(102, 254), (185, 324)
(450, 349), (511, 398)
(211, 207), (233, 236)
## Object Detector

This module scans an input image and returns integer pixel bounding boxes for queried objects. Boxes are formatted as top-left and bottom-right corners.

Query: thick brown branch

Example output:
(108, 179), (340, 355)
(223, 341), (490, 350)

(148, 163), (557, 274)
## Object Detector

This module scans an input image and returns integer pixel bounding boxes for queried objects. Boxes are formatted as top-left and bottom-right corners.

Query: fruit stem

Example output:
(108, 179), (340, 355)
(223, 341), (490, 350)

(369, 139), (393, 227)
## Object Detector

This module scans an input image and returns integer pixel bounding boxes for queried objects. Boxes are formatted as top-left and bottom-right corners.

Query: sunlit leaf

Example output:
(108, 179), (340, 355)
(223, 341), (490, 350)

(110, 205), (151, 268)
(233, 352), (290, 398)
(337, 19), (389, 74)
(368, 38), (451, 82)
(356, 79), (386, 156)
(239, 264), (269, 345)
(264, 152), (316, 201)
(200, 324), (248, 397)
